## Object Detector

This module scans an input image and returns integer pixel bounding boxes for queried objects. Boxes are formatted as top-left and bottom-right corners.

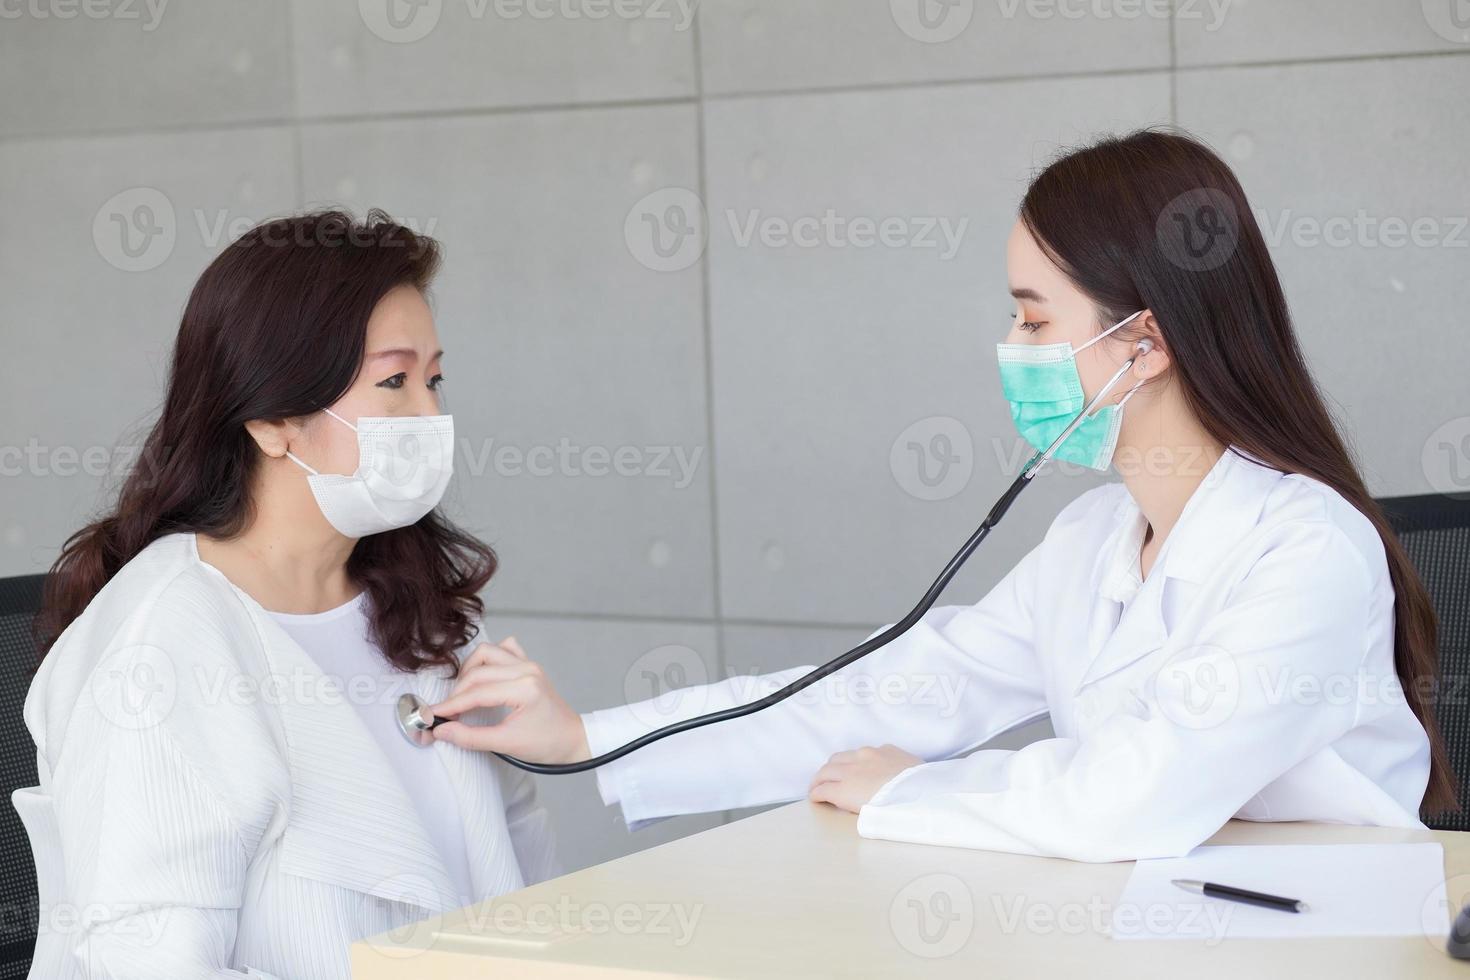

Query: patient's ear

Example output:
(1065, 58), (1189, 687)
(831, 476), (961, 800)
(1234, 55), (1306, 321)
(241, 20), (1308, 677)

(244, 418), (300, 459)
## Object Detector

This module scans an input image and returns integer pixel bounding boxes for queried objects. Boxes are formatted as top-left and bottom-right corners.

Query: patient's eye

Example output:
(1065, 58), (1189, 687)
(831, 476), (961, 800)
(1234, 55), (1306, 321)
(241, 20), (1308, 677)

(429, 373), (445, 391)
(377, 372), (407, 390)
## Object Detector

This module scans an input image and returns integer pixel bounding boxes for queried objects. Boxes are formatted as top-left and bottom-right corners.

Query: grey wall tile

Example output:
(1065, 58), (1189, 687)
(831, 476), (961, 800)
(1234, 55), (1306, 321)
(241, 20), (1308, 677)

(483, 614), (725, 871)
(1178, 57), (1470, 497)
(0, 1), (292, 137)
(299, 106), (715, 619)
(0, 127), (298, 577)
(698, 0), (1170, 95)
(291, 0), (696, 118)
(1176, 0), (1470, 65)
(703, 75), (1170, 624)
(720, 622), (872, 677)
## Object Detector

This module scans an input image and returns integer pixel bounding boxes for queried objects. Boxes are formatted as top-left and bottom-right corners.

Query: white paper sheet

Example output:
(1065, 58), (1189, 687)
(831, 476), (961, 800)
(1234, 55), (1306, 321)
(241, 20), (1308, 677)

(1110, 843), (1448, 941)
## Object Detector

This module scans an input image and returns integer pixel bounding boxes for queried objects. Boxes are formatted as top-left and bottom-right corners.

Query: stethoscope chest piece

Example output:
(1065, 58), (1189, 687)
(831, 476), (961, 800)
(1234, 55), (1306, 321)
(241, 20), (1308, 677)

(396, 693), (438, 748)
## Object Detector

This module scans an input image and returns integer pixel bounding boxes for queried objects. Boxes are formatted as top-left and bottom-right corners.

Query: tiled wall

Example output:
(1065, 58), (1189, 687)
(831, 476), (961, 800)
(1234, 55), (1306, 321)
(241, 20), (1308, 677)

(2, 1), (1467, 872)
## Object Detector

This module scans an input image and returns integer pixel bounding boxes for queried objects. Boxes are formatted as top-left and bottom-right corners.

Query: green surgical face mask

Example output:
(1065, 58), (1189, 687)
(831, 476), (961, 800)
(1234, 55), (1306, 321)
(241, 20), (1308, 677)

(996, 310), (1146, 471)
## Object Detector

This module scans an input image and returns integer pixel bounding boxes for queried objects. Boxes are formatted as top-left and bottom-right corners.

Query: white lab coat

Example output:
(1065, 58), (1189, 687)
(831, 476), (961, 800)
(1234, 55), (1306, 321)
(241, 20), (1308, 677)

(582, 446), (1431, 862)
(15, 531), (560, 979)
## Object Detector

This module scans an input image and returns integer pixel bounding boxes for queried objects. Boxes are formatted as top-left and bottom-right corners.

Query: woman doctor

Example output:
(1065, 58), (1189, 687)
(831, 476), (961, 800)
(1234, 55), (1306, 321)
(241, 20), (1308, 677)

(429, 128), (1456, 862)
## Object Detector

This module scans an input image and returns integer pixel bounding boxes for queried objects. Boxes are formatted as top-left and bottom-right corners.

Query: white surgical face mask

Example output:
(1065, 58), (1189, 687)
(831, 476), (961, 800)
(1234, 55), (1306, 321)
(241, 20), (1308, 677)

(285, 408), (454, 538)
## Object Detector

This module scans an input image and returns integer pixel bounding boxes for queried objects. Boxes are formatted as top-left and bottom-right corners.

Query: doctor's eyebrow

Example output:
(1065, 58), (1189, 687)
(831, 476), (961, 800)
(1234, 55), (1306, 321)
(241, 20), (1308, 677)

(367, 348), (444, 362)
(1009, 288), (1047, 303)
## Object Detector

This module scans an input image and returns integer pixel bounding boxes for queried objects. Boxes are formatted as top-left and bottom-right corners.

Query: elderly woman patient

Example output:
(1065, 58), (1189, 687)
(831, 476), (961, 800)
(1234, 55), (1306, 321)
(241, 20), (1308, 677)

(16, 210), (558, 979)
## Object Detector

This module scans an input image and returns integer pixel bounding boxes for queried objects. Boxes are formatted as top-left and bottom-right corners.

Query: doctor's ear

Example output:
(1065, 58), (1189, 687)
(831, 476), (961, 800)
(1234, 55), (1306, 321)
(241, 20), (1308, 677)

(1130, 313), (1169, 381)
(244, 418), (304, 460)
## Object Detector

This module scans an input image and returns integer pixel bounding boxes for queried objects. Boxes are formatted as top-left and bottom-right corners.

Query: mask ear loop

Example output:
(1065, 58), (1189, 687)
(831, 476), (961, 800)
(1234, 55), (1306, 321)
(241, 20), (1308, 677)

(284, 408), (357, 475)
(1074, 309), (1146, 355)
(284, 450), (319, 476)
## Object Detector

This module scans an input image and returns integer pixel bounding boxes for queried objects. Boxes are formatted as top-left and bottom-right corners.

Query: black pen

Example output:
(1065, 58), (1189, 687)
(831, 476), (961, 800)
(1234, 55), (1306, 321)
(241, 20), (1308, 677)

(1172, 879), (1309, 913)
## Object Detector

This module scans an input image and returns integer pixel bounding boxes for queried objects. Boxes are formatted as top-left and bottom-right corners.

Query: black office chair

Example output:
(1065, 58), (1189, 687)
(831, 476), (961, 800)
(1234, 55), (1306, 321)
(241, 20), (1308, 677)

(0, 574), (42, 977)
(1378, 493), (1470, 831)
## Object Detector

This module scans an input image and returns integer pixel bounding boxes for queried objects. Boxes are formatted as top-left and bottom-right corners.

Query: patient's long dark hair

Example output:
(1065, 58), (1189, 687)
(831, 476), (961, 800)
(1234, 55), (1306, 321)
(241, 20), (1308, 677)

(37, 209), (494, 676)
(1020, 128), (1456, 817)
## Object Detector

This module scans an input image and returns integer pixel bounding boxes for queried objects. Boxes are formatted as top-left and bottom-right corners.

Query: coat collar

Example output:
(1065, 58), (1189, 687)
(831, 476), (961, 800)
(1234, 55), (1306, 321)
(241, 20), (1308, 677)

(180, 533), (517, 916)
(1104, 445), (1282, 587)
(1075, 447), (1283, 689)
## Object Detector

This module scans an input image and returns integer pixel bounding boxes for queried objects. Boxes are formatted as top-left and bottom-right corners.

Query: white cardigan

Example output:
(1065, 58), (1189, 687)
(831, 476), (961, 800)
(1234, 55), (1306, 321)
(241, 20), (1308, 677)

(15, 531), (559, 979)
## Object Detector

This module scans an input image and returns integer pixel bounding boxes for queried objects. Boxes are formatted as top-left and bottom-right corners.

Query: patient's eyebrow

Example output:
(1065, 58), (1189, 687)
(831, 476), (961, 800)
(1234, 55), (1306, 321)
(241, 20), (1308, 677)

(1009, 288), (1047, 303)
(368, 348), (444, 361)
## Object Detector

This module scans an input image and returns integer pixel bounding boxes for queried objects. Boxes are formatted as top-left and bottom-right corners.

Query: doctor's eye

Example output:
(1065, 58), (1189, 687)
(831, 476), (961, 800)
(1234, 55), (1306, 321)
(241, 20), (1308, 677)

(1010, 312), (1044, 333)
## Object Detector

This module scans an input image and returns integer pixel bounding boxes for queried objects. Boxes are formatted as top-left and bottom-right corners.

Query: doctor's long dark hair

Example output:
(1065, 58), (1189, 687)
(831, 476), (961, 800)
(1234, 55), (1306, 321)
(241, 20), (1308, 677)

(36, 209), (494, 676)
(1020, 128), (1456, 817)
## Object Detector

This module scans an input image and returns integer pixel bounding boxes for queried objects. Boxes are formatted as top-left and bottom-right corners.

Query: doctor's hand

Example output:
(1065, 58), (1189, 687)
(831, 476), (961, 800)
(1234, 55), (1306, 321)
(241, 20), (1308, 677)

(807, 744), (922, 814)
(427, 638), (592, 765)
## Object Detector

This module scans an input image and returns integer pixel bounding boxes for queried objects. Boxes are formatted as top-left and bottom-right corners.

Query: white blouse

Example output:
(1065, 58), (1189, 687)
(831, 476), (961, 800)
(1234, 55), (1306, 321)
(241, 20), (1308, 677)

(265, 592), (476, 908)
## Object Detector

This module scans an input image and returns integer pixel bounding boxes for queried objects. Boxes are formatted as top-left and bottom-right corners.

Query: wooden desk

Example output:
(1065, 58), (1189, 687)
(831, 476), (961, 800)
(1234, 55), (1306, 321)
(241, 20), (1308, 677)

(351, 803), (1470, 978)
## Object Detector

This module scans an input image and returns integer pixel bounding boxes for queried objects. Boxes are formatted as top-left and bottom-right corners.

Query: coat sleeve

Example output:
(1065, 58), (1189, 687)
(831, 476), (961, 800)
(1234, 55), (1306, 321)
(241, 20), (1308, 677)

(580, 540), (1050, 827)
(36, 583), (288, 978)
(855, 518), (1380, 862)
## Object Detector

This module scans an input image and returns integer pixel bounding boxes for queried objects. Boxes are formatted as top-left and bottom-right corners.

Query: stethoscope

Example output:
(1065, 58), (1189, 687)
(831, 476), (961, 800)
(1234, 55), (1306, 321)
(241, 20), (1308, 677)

(398, 334), (1156, 773)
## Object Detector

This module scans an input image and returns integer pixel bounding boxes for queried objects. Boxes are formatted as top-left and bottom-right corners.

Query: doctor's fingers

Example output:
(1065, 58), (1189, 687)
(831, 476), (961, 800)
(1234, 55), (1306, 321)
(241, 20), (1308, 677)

(463, 641), (525, 671)
(497, 636), (528, 659)
(429, 675), (544, 720)
(449, 661), (541, 698)
(807, 758), (855, 791)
